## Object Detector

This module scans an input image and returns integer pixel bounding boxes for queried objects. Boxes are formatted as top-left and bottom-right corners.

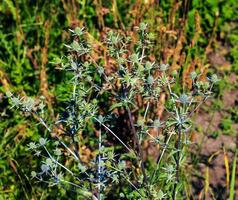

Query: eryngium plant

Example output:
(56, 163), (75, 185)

(7, 24), (218, 199)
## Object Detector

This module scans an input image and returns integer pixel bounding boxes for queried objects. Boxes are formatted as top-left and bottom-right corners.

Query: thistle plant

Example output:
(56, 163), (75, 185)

(7, 23), (218, 199)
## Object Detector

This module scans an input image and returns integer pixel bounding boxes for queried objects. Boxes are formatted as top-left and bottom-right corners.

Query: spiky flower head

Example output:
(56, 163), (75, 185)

(160, 63), (169, 71)
(179, 93), (189, 104)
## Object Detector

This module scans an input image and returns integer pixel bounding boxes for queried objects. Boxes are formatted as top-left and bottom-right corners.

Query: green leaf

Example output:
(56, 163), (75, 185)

(74, 27), (84, 36)
(109, 102), (123, 111)
(129, 53), (140, 63)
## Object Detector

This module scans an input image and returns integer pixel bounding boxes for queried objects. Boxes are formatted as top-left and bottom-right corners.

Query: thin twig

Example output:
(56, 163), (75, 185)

(94, 117), (134, 154)
(34, 112), (79, 161)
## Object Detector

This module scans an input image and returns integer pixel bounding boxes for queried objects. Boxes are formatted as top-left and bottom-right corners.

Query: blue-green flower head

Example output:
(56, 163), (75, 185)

(160, 64), (169, 71)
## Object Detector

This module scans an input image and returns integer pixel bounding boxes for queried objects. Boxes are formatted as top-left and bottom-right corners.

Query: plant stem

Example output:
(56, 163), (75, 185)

(150, 129), (175, 183)
(172, 126), (182, 200)
(127, 107), (151, 198)
(121, 82), (151, 196)
(127, 107), (147, 180)
(94, 117), (134, 153)
(71, 84), (79, 158)
(34, 111), (80, 161)
(98, 124), (102, 200)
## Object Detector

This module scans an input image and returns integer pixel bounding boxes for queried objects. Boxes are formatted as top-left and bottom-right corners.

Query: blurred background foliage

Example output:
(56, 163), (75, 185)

(0, 0), (237, 199)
